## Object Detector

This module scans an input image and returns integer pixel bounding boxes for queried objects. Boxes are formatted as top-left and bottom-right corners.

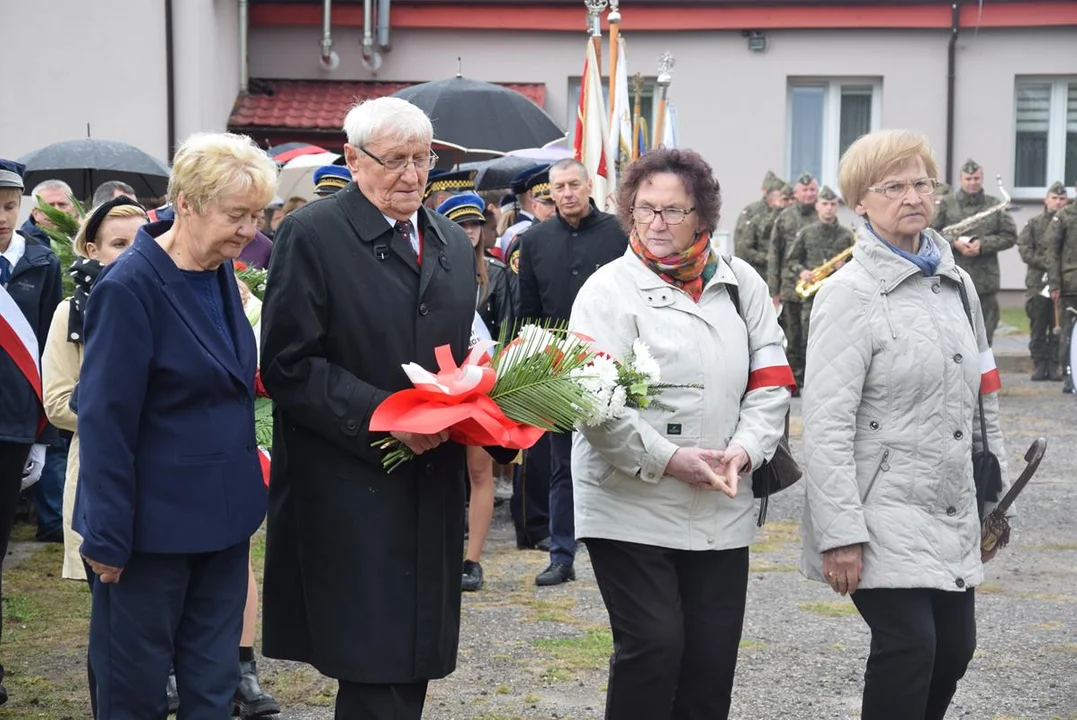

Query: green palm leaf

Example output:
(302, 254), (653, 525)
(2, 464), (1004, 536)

(34, 194), (85, 297)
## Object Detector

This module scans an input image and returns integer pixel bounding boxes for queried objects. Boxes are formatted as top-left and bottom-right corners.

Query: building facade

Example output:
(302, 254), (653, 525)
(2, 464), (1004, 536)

(3, 0), (1075, 297)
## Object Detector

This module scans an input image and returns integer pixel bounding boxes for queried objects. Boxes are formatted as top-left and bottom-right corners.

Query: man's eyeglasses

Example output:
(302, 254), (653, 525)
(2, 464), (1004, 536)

(359, 146), (439, 173)
(867, 178), (938, 201)
(630, 206), (695, 226)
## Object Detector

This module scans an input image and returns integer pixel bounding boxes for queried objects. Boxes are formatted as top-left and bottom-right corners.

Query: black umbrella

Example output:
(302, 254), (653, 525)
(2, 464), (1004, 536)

(462, 147), (574, 190)
(393, 76), (566, 162)
(18, 138), (171, 200)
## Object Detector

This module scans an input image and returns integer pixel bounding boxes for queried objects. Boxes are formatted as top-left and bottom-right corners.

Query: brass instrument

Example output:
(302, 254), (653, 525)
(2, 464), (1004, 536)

(939, 173), (1013, 241)
(795, 246), (854, 300)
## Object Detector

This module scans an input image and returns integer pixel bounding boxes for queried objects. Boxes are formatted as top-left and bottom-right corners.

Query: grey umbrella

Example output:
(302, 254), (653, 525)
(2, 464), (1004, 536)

(18, 138), (171, 200)
(393, 76), (566, 167)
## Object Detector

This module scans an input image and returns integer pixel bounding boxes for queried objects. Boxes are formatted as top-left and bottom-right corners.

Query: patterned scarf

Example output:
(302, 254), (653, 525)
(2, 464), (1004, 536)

(67, 257), (104, 344)
(630, 230), (716, 302)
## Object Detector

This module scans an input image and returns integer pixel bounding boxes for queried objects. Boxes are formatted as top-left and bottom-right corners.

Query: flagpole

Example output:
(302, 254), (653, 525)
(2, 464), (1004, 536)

(653, 52), (674, 149)
(607, 1), (621, 129)
(631, 72), (643, 161)
(585, 0), (607, 70)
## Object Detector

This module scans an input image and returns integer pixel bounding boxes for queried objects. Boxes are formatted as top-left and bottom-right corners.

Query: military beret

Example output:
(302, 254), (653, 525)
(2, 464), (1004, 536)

(795, 171), (815, 186)
(817, 185), (838, 201)
(436, 191), (486, 225)
(312, 165), (351, 196)
(763, 170), (785, 193)
(424, 168), (476, 200)
(1048, 181), (1067, 196)
(960, 158), (981, 174)
(510, 164), (551, 194)
(780, 183), (795, 198)
(0, 158), (25, 191)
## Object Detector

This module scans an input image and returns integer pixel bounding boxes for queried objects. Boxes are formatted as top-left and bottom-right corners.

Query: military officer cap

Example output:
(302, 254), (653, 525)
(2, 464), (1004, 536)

(436, 191), (486, 225)
(524, 167), (552, 201)
(423, 168), (477, 200)
(960, 158), (981, 175)
(1047, 180), (1067, 196)
(779, 183), (795, 198)
(763, 170), (785, 193)
(795, 171), (815, 186)
(499, 193), (517, 209)
(0, 159), (26, 191)
(817, 185), (838, 201)
(312, 165), (351, 196)
(509, 164), (548, 195)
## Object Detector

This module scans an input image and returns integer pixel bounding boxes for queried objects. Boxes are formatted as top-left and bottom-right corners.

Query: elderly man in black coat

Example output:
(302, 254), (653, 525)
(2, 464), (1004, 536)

(260, 97), (507, 718)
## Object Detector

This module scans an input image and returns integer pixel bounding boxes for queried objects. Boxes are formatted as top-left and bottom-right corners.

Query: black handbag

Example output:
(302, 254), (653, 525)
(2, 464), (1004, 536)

(725, 279), (803, 526)
(956, 281), (1004, 519)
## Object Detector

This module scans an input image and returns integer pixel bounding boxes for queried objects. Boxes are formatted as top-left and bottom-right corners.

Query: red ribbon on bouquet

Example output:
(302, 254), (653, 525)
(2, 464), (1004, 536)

(369, 342), (545, 450)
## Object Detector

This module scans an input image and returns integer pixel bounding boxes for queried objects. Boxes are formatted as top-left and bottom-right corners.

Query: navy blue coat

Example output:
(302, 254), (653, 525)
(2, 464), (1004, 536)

(74, 223), (267, 568)
(0, 231), (62, 444)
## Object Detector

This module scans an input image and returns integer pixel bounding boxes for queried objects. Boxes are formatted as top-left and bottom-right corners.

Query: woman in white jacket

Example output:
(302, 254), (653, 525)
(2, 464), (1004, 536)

(569, 148), (792, 720)
(802, 130), (1010, 720)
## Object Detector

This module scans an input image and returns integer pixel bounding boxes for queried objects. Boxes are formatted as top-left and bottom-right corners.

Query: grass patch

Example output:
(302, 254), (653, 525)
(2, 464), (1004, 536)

(797, 600), (858, 618)
(977, 584), (1073, 602)
(1024, 542), (1077, 552)
(1041, 644), (1077, 655)
(749, 563), (798, 573)
(522, 693), (540, 704)
(510, 593), (578, 624)
(494, 684), (511, 695)
(1034, 621), (1064, 631)
(4, 592), (42, 623)
(533, 627), (612, 675)
(739, 638), (767, 651)
(999, 307), (1031, 336)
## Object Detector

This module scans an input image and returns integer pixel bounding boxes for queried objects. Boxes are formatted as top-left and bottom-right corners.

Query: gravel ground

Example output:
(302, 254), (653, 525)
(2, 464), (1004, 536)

(269, 372), (1077, 720)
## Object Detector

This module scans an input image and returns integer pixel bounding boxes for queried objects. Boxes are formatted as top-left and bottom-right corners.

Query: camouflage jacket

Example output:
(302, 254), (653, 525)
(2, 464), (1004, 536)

(931, 190), (1017, 295)
(1016, 208), (1057, 297)
(1047, 204), (1077, 296)
(785, 220), (856, 295)
(734, 199), (781, 279)
(767, 202), (818, 301)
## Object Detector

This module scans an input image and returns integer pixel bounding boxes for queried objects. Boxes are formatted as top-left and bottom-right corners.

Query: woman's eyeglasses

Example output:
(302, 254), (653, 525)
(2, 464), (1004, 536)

(866, 178), (938, 200)
(631, 207), (696, 225)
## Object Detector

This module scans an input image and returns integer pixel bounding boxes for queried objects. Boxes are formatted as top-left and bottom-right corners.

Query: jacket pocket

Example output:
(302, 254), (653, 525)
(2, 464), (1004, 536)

(177, 452), (229, 465)
(861, 447), (890, 504)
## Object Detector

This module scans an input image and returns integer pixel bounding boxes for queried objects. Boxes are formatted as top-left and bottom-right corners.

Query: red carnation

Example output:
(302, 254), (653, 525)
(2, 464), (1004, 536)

(235, 260), (249, 272)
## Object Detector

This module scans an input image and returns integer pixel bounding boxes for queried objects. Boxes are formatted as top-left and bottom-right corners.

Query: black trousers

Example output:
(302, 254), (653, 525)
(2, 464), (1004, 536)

(335, 680), (428, 719)
(0, 441), (32, 690)
(851, 587), (977, 720)
(586, 538), (749, 720)
(511, 432), (550, 546)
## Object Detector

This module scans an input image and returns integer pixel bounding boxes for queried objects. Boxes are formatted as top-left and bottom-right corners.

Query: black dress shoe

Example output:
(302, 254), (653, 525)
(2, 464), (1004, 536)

(232, 660), (280, 717)
(461, 560), (484, 591)
(535, 563), (575, 586)
(535, 537), (552, 552)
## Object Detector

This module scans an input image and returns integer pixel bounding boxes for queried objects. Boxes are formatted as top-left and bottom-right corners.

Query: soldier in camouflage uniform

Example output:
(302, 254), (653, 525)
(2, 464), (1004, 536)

(734, 170), (786, 278)
(1018, 181), (1068, 381)
(786, 186), (855, 353)
(931, 159), (1017, 345)
(767, 171), (819, 390)
(1046, 183), (1077, 392)
(779, 182), (794, 208)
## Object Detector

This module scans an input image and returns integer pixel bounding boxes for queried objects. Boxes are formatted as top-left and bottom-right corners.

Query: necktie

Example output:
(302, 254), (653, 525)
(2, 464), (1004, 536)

(395, 220), (421, 262)
(0, 256), (10, 286)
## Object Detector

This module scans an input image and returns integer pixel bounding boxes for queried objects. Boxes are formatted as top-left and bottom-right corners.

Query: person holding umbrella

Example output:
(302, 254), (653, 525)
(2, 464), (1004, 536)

(0, 159), (63, 708)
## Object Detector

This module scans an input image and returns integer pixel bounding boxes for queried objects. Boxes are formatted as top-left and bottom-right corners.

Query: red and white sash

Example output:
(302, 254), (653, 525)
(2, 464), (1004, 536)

(0, 283), (47, 434)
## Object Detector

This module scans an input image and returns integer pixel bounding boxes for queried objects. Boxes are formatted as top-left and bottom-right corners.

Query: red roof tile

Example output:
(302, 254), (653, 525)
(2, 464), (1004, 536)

(229, 79), (547, 131)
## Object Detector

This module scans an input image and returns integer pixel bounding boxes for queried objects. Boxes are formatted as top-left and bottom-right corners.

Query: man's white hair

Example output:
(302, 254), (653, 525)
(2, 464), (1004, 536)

(343, 97), (433, 147)
(31, 179), (75, 199)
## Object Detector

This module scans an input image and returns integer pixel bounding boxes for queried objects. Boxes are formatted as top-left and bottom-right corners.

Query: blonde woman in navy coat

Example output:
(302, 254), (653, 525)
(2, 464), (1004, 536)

(75, 133), (277, 719)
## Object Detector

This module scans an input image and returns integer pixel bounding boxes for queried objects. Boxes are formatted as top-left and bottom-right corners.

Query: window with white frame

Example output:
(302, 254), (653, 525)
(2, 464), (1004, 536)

(1013, 78), (1077, 193)
(787, 79), (882, 190)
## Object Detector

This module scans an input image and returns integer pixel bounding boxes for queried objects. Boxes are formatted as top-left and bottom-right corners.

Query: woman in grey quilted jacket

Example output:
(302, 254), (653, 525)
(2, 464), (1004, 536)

(801, 130), (1010, 720)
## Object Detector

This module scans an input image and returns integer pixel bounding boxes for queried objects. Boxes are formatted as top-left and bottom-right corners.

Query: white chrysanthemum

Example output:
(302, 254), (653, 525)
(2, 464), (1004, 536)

(607, 385), (628, 419)
(631, 339), (661, 383)
(590, 355), (620, 386)
(498, 324), (556, 371)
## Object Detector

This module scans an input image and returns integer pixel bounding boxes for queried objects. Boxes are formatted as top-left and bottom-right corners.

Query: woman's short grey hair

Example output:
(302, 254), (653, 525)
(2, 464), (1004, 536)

(343, 97), (433, 147)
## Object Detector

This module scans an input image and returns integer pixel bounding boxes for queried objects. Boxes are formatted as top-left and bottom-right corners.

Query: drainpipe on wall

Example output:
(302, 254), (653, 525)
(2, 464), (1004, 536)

(361, 0), (383, 73)
(376, 0), (392, 52)
(239, 0), (249, 94)
(320, 0), (340, 70)
(165, 0), (176, 159)
(945, 2), (959, 185)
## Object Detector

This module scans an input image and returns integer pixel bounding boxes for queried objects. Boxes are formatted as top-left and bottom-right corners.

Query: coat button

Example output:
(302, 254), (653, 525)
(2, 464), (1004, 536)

(706, 537), (716, 545)
(419, 303), (430, 316)
(946, 506), (957, 516)
(425, 462), (436, 475)
(955, 578), (965, 588)
(572, 269), (579, 276)
(953, 430), (963, 440)
(869, 421), (879, 430)
(346, 419), (358, 431)
(932, 284), (941, 294)
(954, 353), (963, 363)
(246, 442), (255, 453)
